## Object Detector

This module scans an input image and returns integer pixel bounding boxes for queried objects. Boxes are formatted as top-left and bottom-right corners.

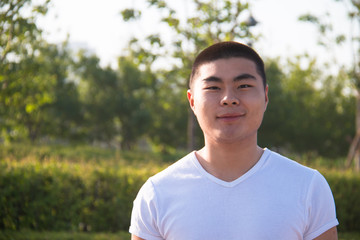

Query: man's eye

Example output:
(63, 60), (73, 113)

(205, 86), (220, 90)
(239, 84), (252, 89)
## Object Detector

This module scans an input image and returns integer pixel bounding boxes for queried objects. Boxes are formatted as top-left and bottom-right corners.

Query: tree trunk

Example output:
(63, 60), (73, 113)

(346, 88), (360, 171)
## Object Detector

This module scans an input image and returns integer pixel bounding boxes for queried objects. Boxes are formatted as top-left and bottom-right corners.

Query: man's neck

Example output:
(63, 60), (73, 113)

(196, 140), (264, 182)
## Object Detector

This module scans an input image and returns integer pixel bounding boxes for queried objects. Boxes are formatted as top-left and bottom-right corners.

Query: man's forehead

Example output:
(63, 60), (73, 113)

(196, 58), (258, 78)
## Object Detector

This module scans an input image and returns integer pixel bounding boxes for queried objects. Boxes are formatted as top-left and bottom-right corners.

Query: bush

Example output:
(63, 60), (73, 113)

(0, 162), (153, 231)
(0, 145), (164, 232)
(82, 170), (148, 232)
(0, 165), (85, 231)
(1, 144), (359, 233)
(324, 171), (360, 232)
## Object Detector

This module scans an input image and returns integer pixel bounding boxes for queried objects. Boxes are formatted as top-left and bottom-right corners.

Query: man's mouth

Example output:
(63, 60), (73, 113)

(216, 113), (245, 121)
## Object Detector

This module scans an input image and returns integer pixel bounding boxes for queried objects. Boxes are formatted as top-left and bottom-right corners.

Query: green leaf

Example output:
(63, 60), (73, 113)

(298, 14), (319, 23)
(120, 9), (141, 21)
(25, 103), (36, 113)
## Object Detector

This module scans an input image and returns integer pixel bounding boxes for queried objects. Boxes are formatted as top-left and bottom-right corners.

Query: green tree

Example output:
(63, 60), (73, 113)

(259, 58), (289, 148)
(75, 52), (119, 143)
(121, 0), (258, 151)
(341, 0), (360, 170)
(0, 0), (50, 64)
(75, 53), (154, 149)
(115, 57), (153, 149)
(261, 56), (354, 158)
(299, 1), (359, 168)
(0, 48), (55, 142)
(42, 43), (83, 141)
(0, 0), (52, 142)
(1, 40), (83, 143)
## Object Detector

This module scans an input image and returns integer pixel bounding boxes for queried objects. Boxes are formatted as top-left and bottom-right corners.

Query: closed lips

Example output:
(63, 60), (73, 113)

(217, 113), (245, 119)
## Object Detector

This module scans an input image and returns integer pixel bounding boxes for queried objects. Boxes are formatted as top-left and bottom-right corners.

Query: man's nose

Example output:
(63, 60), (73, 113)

(220, 90), (240, 106)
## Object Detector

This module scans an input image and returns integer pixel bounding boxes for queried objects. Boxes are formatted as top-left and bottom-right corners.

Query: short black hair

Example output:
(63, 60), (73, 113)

(189, 41), (266, 89)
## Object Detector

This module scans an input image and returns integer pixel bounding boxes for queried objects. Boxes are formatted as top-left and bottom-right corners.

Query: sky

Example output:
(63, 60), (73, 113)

(37, 0), (356, 71)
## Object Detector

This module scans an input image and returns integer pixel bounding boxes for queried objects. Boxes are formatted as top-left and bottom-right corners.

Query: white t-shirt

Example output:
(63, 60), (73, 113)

(129, 149), (338, 240)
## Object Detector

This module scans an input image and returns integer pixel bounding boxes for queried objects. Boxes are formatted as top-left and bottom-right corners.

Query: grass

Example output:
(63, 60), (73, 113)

(1, 230), (359, 240)
(0, 143), (179, 182)
(339, 232), (360, 240)
(0, 142), (353, 172)
(0, 230), (130, 240)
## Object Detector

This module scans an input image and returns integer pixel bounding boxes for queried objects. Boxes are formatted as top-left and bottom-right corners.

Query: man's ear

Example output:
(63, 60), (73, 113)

(264, 84), (269, 111)
(187, 89), (195, 112)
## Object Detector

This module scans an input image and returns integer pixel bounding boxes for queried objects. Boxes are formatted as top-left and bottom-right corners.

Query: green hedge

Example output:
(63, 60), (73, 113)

(0, 157), (156, 232)
(1, 148), (359, 233)
(325, 172), (360, 232)
(0, 166), (84, 231)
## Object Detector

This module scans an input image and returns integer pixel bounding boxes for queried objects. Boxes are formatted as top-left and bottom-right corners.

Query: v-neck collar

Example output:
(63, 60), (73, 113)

(191, 148), (270, 188)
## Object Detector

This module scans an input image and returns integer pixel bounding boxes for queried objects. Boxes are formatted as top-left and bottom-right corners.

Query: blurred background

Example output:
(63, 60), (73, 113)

(1, 0), (360, 239)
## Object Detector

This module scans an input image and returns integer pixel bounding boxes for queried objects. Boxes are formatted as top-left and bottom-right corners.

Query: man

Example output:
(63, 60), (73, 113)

(129, 41), (339, 240)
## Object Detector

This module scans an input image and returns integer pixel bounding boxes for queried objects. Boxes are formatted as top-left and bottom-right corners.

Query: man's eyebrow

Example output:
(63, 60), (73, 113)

(202, 74), (256, 83)
(234, 73), (256, 81)
(202, 76), (222, 83)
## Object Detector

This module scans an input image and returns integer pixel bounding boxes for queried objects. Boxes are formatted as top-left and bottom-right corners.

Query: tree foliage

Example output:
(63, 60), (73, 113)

(299, 0), (360, 167)
(260, 56), (354, 157)
(75, 53), (118, 142)
(115, 57), (153, 149)
(74, 53), (154, 149)
(0, 0), (50, 64)
(0, 0), (356, 159)
(121, 0), (259, 150)
(1, 0), (49, 142)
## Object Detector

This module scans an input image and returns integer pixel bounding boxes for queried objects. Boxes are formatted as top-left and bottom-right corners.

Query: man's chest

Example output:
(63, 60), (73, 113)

(157, 184), (306, 240)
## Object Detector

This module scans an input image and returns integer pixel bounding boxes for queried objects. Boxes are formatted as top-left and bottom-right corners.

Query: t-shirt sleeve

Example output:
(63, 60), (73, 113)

(129, 179), (164, 240)
(303, 170), (339, 240)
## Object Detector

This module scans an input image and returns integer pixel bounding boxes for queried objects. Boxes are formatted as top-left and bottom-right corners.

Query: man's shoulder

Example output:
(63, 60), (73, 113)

(266, 149), (318, 179)
(149, 151), (198, 185)
(264, 149), (330, 201)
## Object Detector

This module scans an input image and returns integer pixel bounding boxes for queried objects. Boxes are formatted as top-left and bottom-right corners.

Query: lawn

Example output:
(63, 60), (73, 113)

(1, 230), (359, 240)
(0, 230), (130, 240)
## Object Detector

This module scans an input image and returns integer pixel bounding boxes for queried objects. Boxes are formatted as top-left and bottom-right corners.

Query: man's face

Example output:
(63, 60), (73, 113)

(187, 57), (269, 145)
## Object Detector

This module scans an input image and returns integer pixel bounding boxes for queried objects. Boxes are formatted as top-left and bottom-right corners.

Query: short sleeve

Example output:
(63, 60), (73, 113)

(129, 179), (164, 240)
(303, 171), (339, 240)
